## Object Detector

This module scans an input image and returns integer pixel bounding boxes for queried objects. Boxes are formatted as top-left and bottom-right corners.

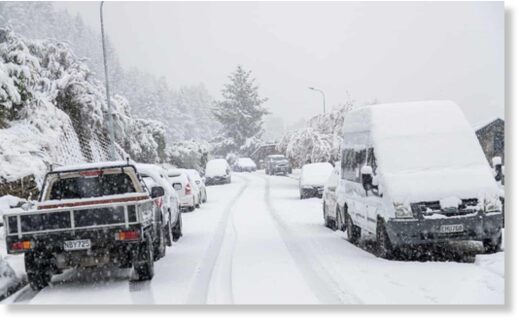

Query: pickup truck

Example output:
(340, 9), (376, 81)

(2, 161), (170, 290)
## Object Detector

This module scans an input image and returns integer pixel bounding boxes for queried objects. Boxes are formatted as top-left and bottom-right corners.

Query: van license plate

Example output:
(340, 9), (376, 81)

(439, 224), (464, 233)
(64, 239), (91, 251)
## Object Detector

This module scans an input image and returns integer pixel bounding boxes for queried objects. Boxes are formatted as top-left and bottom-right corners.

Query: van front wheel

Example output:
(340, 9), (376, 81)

(483, 231), (502, 254)
(376, 219), (395, 259)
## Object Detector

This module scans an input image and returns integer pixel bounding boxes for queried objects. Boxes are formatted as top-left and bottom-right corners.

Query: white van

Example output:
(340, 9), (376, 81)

(335, 101), (503, 258)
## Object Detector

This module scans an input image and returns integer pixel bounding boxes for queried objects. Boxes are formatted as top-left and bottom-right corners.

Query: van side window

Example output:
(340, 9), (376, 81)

(342, 148), (368, 182)
(342, 148), (356, 181)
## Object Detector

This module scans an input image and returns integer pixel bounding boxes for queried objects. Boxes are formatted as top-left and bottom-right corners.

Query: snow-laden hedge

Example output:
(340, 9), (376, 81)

(0, 29), (167, 182)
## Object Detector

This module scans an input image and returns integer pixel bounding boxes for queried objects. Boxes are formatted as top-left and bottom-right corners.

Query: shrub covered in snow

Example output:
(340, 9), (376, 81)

(0, 29), (167, 183)
(165, 140), (209, 172)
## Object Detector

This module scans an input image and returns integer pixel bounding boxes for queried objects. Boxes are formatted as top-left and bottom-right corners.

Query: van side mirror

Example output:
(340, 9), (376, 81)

(492, 156), (503, 182)
(361, 165), (375, 191)
(151, 186), (165, 198)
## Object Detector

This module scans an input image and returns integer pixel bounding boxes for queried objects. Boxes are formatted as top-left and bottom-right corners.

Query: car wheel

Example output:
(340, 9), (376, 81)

(345, 210), (360, 245)
(172, 213), (183, 242)
(134, 232), (155, 281)
(165, 212), (173, 247)
(335, 205), (344, 231)
(483, 231), (502, 254)
(153, 221), (166, 260)
(376, 218), (395, 259)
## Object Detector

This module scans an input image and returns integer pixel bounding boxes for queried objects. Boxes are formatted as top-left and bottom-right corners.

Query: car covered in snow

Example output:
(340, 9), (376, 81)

(166, 169), (199, 211)
(232, 157), (257, 172)
(2, 161), (171, 290)
(323, 162), (341, 229)
(136, 164), (183, 242)
(205, 159), (231, 185)
(265, 154), (292, 176)
(336, 101), (504, 258)
(299, 162), (333, 199)
(183, 169), (207, 204)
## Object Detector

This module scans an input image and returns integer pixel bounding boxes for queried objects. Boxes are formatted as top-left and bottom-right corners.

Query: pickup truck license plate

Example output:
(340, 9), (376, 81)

(439, 224), (464, 233)
(64, 239), (91, 251)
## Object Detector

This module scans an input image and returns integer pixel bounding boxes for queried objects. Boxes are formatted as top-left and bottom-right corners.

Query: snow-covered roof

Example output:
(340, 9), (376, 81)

(343, 101), (500, 202)
(54, 161), (135, 172)
(300, 162), (333, 186)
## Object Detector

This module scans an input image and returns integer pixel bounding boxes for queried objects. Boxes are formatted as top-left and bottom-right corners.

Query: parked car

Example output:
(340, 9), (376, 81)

(2, 161), (170, 289)
(136, 164), (183, 242)
(183, 169), (207, 203)
(205, 159), (231, 185)
(265, 155), (292, 176)
(323, 162), (341, 229)
(233, 157), (257, 172)
(167, 169), (199, 211)
(299, 162), (333, 199)
(336, 101), (504, 259)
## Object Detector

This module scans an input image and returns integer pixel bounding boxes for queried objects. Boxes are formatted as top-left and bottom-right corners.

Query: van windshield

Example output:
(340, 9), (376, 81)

(376, 132), (486, 174)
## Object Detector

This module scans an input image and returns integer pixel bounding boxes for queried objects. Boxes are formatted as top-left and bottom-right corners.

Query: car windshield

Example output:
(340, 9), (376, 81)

(48, 172), (137, 200)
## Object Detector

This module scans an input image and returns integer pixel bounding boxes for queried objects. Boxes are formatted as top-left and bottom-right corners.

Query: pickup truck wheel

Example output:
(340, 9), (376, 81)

(172, 213), (183, 242)
(25, 251), (52, 290)
(345, 211), (360, 245)
(483, 231), (502, 254)
(134, 233), (154, 281)
(336, 206), (344, 232)
(376, 219), (395, 259)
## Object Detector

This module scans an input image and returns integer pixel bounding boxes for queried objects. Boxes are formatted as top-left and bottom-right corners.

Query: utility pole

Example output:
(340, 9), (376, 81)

(308, 87), (326, 114)
(100, 1), (117, 160)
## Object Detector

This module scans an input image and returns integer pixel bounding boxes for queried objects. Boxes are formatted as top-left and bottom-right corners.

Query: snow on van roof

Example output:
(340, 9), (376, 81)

(342, 101), (500, 202)
(54, 160), (136, 172)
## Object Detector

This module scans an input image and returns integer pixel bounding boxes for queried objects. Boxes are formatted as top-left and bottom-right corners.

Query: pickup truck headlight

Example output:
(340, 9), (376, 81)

(393, 202), (413, 219)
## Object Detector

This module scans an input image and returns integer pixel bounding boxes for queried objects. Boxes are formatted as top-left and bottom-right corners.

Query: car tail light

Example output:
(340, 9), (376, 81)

(10, 240), (32, 251)
(185, 184), (192, 195)
(116, 230), (140, 241)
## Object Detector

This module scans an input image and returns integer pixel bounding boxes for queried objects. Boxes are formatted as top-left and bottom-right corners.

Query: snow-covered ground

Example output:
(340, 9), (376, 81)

(1, 172), (504, 304)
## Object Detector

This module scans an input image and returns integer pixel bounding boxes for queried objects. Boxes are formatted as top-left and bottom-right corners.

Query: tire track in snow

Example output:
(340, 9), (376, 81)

(185, 175), (249, 304)
(261, 174), (362, 304)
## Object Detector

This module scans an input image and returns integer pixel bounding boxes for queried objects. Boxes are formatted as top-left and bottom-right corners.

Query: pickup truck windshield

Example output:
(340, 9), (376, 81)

(48, 172), (137, 200)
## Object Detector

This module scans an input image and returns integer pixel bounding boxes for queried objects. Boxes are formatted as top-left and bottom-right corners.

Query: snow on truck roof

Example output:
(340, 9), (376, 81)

(54, 161), (136, 172)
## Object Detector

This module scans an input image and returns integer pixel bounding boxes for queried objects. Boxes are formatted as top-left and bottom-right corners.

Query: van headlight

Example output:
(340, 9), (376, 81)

(393, 202), (414, 219)
(483, 196), (502, 213)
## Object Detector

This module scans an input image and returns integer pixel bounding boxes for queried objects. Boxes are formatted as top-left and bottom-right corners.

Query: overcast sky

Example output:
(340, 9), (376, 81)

(54, 1), (504, 127)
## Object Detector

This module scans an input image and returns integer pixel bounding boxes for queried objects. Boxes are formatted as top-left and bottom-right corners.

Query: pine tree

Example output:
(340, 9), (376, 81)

(212, 65), (268, 154)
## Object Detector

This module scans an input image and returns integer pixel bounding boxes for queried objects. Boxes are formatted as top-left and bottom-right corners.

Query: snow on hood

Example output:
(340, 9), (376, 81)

(300, 162), (333, 187)
(237, 158), (256, 167)
(345, 101), (500, 203)
(205, 159), (229, 177)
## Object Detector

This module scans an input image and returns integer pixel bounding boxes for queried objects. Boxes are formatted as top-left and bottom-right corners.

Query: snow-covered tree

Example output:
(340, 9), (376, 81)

(212, 65), (269, 155)
(277, 96), (376, 168)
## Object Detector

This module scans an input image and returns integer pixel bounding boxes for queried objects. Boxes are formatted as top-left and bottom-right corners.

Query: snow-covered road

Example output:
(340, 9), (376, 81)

(3, 172), (504, 304)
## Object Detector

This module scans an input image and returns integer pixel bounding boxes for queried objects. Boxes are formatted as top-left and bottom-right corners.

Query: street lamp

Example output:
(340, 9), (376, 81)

(308, 87), (326, 114)
(100, 1), (117, 160)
